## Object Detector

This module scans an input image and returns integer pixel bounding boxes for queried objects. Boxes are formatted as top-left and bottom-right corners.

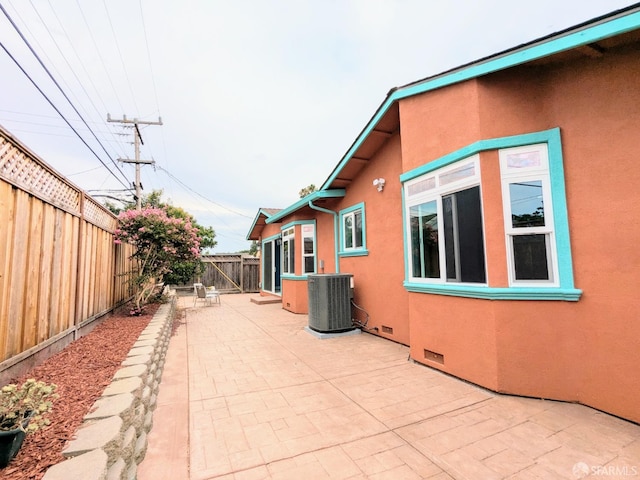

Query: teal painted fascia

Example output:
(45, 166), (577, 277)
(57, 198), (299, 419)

(401, 127), (582, 300)
(266, 189), (345, 224)
(246, 208), (274, 241)
(396, 10), (640, 103)
(321, 9), (640, 191)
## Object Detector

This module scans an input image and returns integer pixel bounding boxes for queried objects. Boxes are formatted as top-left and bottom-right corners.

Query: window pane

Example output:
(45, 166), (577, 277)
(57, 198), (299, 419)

(407, 177), (435, 196)
(440, 162), (475, 186)
(443, 186), (486, 283)
(354, 210), (363, 248)
(509, 181), (545, 228)
(304, 256), (314, 273)
(442, 195), (457, 280)
(290, 239), (295, 273)
(513, 234), (549, 280)
(455, 186), (486, 283)
(506, 151), (541, 169)
(344, 215), (353, 248)
(283, 242), (289, 272)
(304, 236), (314, 254)
(263, 242), (272, 291)
(410, 202), (439, 278)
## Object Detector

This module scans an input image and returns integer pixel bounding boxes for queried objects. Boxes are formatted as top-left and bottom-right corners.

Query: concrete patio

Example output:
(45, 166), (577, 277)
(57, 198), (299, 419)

(137, 294), (640, 479)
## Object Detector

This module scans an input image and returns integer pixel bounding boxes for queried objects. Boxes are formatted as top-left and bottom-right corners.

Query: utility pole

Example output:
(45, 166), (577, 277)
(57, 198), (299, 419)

(107, 114), (163, 209)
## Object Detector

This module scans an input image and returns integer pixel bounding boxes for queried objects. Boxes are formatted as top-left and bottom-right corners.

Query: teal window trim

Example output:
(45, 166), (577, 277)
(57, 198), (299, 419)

(262, 233), (281, 244)
(404, 282), (582, 301)
(281, 220), (312, 230)
(401, 128), (582, 301)
(338, 202), (368, 257)
(281, 274), (310, 281)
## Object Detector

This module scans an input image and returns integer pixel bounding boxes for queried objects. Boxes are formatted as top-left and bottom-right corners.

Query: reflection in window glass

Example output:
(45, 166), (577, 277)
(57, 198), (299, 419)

(344, 215), (353, 248)
(410, 201), (440, 279)
(304, 237), (313, 254)
(354, 210), (363, 248)
(509, 180), (545, 228)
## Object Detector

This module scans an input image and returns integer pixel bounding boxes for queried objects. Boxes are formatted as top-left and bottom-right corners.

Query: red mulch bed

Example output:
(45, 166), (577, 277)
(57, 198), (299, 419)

(1, 302), (162, 480)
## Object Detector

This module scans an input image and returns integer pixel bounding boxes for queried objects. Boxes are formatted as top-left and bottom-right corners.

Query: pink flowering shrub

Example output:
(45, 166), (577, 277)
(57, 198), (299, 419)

(115, 207), (201, 312)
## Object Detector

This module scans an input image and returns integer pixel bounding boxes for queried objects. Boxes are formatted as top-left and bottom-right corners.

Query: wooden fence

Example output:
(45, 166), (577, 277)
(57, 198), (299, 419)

(0, 126), (135, 383)
(185, 254), (260, 293)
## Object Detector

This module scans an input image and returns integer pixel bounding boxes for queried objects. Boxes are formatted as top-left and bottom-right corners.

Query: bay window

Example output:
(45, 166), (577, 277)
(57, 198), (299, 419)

(401, 128), (580, 301)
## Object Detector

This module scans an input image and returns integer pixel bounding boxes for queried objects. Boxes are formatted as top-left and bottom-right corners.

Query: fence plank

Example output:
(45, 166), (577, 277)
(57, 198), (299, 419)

(40, 204), (55, 339)
(0, 182), (15, 360)
(23, 197), (43, 351)
(7, 190), (30, 357)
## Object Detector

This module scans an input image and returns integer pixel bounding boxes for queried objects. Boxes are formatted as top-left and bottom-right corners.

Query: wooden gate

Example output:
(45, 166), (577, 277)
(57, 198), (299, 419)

(190, 254), (259, 293)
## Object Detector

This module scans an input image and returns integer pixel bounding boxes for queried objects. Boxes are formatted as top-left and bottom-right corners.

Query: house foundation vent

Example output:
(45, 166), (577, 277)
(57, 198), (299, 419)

(307, 274), (354, 333)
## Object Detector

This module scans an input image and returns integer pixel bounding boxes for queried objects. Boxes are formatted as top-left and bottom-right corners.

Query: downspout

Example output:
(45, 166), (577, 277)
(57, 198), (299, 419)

(308, 200), (340, 273)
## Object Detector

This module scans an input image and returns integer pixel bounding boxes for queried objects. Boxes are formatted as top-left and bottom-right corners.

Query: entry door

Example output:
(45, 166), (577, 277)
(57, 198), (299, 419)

(262, 239), (281, 294)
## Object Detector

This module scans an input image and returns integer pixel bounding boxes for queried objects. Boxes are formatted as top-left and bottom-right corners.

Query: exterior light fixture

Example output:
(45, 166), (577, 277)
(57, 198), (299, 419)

(372, 178), (386, 192)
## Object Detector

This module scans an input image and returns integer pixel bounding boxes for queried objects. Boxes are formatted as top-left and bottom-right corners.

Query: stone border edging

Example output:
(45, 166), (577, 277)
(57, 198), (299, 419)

(42, 294), (176, 480)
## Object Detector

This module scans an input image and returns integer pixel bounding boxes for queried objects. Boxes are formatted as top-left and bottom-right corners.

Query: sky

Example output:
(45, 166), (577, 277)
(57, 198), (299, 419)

(0, 0), (636, 253)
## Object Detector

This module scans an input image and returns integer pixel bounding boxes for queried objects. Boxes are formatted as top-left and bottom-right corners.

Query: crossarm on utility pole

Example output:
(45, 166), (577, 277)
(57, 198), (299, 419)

(107, 114), (163, 209)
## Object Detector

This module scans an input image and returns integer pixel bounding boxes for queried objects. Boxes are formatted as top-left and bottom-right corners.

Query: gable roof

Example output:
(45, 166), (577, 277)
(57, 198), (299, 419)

(246, 208), (282, 241)
(320, 3), (640, 191)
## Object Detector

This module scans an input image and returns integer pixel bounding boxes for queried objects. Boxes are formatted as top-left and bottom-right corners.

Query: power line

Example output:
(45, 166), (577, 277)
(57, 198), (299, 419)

(101, 0), (140, 115)
(138, 0), (161, 118)
(0, 2), (130, 189)
(74, 0), (126, 113)
(156, 166), (253, 219)
(39, 0), (129, 158)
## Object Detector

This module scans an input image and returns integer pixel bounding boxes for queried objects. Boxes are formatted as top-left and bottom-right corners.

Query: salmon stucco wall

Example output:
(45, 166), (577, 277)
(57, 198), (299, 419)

(337, 134), (410, 345)
(397, 43), (640, 423)
(281, 278), (308, 314)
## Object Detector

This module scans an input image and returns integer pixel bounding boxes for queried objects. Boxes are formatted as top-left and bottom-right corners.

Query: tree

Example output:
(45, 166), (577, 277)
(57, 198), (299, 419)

(298, 184), (317, 198)
(115, 207), (201, 313)
(110, 190), (217, 286)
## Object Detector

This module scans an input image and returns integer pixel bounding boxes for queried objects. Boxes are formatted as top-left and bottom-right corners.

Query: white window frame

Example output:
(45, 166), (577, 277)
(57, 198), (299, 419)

(404, 155), (487, 285)
(339, 203), (367, 256)
(499, 143), (559, 286)
(301, 223), (316, 274)
(282, 227), (295, 275)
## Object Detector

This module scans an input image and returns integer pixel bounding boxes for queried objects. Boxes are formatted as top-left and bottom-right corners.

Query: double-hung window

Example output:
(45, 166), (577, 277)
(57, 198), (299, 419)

(406, 156), (486, 284)
(340, 203), (367, 256)
(282, 227), (295, 275)
(302, 223), (315, 274)
(499, 144), (558, 285)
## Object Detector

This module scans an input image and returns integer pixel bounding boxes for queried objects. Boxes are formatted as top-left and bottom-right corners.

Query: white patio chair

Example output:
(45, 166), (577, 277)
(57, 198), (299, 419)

(194, 283), (220, 306)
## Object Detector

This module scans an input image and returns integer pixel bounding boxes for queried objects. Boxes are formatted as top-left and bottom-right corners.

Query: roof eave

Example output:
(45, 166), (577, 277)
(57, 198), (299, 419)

(266, 189), (346, 224)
